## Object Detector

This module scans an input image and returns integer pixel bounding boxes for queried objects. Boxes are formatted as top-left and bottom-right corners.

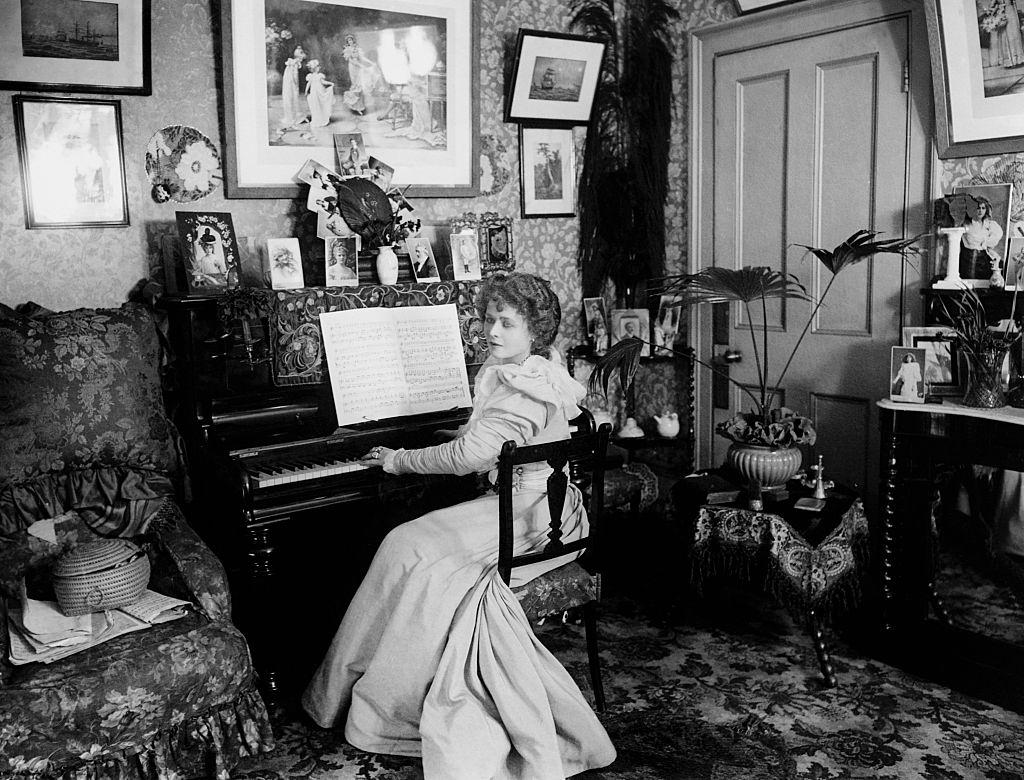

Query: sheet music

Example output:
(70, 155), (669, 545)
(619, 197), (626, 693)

(320, 304), (472, 427)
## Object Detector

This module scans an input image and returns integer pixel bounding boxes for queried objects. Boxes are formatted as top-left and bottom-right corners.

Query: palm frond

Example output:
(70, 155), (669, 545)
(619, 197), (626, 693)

(656, 267), (812, 305)
(795, 230), (921, 275)
(588, 337), (644, 397)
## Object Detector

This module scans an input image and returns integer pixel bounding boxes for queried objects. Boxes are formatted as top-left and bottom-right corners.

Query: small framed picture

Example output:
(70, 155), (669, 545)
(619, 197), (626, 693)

(583, 297), (609, 355)
(416, 222), (455, 280)
(449, 213), (515, 276)
(266, 238), (304, 290)
(519, 125), (576, 218)
(504, 28), (605, 124)
(406, 237), (441, 283)
(890, 346), (927, 404)
(175, 211), (240, 293)
(0, 0), (151, 95)
(654, 295), (684, 356)
(367, 156), (395, 191)
(334, 133), (369, 177)
(325, 236), (360, 287)
(610, 308), (651, 357)
(13, 96), (130, 229)
(902, 326), (962, 397)
(450, 230), (482, 280)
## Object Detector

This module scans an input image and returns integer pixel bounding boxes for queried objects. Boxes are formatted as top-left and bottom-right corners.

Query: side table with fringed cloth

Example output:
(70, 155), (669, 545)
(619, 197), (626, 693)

(675, 475), (869, 687)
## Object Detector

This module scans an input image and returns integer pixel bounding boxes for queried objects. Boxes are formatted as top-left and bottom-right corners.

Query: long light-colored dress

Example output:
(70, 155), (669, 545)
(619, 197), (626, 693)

(306, 71), (335, 127)
(282, 55), (304, 126)
(303, 355), (616, 779)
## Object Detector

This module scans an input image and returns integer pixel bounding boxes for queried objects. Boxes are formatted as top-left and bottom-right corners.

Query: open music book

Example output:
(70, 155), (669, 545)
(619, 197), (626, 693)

(320, 304), (473, 427)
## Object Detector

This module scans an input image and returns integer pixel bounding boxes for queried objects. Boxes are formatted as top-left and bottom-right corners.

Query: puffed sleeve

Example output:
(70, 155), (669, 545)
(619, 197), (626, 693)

(384, 357), (584, 476)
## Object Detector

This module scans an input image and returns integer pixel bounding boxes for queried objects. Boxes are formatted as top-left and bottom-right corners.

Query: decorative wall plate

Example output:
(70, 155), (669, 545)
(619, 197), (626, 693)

(146, 126), (222, 203)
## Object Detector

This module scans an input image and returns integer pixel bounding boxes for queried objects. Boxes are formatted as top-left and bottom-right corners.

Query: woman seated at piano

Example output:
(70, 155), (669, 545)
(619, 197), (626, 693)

(303, 272), (615, 778)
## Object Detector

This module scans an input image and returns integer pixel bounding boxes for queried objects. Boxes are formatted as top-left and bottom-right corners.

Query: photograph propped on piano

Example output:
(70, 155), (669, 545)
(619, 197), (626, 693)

(303, 272), (617, 777)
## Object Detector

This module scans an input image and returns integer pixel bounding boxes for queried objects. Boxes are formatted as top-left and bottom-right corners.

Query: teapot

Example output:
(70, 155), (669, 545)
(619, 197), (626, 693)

(654, 410), (680, 438)
(617, 417), (645, 438)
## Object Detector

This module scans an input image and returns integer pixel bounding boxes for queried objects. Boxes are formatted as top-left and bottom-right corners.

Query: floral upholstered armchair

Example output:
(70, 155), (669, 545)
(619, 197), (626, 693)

(0, 302), (275, 778)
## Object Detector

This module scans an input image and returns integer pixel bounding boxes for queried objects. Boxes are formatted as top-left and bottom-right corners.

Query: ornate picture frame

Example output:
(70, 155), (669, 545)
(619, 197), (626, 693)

(901, 326), (962, 397)
(0, 0), (151, 95)
(12, 96), (129, 229)
(504, 28), (604, 125)
(449, 212), (514, 276)
(925, 0), (1024, 157)
(220, 0), (479, 198)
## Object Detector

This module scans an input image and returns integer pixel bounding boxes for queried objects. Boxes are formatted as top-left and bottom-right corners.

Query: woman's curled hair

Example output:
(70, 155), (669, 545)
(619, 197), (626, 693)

(477, 272), (561, 355)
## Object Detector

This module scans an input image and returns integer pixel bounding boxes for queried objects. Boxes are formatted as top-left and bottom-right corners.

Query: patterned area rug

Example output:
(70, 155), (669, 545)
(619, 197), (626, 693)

(233, 588), (1024, 779)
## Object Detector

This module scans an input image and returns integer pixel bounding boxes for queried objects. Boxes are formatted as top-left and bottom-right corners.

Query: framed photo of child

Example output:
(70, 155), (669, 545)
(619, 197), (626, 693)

(953, 183), (1013, 286)
(654, 295), (683, 356)
(890, 346), (927, 404)
(582, 297), (609, 355)
(450, 230), (482, 280)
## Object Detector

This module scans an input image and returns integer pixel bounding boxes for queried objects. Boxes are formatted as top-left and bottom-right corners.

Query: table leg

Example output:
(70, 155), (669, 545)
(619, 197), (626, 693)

(808, 607), (837, 688)
(880, 410), (899, 632)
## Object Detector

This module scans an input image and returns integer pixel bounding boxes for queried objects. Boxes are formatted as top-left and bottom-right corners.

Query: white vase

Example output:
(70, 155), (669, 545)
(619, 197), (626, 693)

(376, 245), (399, 285)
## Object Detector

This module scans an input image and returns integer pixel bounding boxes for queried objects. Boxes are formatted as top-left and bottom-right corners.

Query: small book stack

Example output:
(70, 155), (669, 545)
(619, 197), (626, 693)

(7, 588), (191, 666)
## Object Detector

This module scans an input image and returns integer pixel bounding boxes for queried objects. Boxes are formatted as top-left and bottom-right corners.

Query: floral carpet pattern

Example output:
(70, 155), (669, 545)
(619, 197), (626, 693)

(234, 588), (1024, 780)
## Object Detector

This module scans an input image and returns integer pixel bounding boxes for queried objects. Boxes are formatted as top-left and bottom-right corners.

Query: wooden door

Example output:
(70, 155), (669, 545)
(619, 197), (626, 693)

(690, 0), (932, 511)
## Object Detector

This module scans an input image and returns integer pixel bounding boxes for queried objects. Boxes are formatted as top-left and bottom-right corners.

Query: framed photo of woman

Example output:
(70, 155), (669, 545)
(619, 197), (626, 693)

(954, 182), (1013, 286)
(890, 346), (927, 404)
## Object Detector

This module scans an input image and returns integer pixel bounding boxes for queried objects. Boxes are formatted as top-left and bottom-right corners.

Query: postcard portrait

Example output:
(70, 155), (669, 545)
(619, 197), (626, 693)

(406, 236), (440, 282)
(890, 346), (927, 404)
(317, 208), (355, 239)
(610, 308), (650, 357)
(326, 235), (360, 286)
(335, 132), (369, 177)
(267, 237), (305, 289)
(583, 297), (609, 355)
(451, 230), (482, 280)
(221, 0), (478, 197)
(175, 211), (240, 293)
(655, 295), (683, 356)
(367, 156), (395, 191)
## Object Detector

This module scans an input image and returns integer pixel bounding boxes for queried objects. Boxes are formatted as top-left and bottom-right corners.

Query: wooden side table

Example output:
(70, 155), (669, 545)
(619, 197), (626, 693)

(675, 474), (869, 687)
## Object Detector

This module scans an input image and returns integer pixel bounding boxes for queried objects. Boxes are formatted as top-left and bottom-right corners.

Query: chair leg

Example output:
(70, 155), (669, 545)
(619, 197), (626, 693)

(582, 601), (606, 711)
(808, 607), (837, 688)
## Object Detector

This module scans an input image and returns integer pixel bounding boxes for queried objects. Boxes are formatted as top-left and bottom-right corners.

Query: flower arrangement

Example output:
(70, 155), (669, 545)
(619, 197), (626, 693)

(981, 1), (1008, 33)
(590, 230), (920, 447)
(265, 20), (293, 69)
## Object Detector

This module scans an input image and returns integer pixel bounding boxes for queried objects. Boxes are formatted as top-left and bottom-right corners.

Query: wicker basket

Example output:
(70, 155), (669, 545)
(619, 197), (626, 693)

(52, 539), (151, 616)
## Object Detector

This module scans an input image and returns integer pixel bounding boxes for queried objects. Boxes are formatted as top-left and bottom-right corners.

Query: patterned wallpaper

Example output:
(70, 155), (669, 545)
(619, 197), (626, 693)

(0, 0), (735, 361)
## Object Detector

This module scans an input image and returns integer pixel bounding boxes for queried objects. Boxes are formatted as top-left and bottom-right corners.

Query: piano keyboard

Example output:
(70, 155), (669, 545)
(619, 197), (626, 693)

(251, 456), (372, 487)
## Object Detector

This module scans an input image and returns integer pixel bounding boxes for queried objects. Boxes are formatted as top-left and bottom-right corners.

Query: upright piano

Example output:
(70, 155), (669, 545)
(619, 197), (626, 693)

(160, 284), (484, 698)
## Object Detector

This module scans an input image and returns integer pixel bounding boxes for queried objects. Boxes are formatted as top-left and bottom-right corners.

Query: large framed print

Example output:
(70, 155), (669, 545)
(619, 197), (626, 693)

(0, 0), (151, 95)
(925, 0), (1024, 157)
(221, 0), (479, 199)
(504, 29), (604, 125)
(12, 96), (129, 229)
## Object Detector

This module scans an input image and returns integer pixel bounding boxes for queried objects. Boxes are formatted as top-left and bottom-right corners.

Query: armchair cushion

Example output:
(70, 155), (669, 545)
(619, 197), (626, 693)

(0, 303), (180, 493)
(0, 501), (274, 777)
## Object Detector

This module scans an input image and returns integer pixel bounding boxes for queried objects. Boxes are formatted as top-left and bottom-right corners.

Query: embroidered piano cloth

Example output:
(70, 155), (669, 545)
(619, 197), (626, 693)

(302, 354), (615, 779)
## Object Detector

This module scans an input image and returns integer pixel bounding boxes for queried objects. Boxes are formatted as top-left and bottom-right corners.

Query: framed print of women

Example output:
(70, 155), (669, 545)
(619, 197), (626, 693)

(220, 0), (478, 198)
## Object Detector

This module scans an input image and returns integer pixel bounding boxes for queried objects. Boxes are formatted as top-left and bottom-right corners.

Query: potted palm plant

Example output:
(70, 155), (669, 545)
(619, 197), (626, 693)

(590, 230), (920, 490)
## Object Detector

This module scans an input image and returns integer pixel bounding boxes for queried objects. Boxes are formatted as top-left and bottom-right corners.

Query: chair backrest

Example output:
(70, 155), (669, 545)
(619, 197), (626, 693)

(496, 415), (611, 585)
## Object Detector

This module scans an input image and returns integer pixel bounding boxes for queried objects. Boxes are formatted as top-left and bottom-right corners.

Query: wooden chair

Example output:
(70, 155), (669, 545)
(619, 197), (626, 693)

(496, 415), (612, 711)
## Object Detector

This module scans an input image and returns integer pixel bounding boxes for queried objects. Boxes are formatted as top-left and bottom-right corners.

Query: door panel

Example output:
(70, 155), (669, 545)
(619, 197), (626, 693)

(692, 0), (932, 512)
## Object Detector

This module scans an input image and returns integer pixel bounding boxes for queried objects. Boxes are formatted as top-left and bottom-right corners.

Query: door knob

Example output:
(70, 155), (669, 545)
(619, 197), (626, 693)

(723, 349), (742, 363)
